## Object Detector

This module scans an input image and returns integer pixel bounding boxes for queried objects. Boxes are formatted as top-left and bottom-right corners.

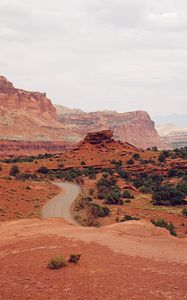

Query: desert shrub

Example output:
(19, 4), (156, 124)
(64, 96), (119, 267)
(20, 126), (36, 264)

(176, 181), (187, 196)
(120, 214), (139, 222)
(132, 153), (140, 160)
(139, 185), (152, 194)
(140, 159), (149, 165)
(38, 166), (49, 174)
(152, 146), (158, 151)
(82, 167), (98, 178)
(122, 190), (134, 199)
(103, 168), (115, 176)
(168, 169), (178, 178)
(117, 168), (129, 180)
(182, 207), (187, 217)
(89, 203), (111, 217)
(111, 159), (122, 168)
(171, 147), (187, 159)
(80, 160), (86, 165)
(152, 184), (185, 206)
(151, 219), (177, 236)
(127, 159), (134, 165)
(9, 165), (20, 177)
(16, 173), (39, 181)
(105, 187), (123, 205)
(96, 177), (123, 204)
(125, 199), (131, 203)
(58, 163), (64, 168)
(133, 173), (163, 193)
(158, 154), (166, 162)
(69, 254), (81, 264)
(89, 188), (95, 196)
(85, 196), (93, 203)
(48, 255), (67, 269)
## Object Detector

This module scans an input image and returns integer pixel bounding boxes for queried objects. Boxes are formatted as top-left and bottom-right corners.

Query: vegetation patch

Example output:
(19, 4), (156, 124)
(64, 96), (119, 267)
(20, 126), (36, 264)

(151, 218), (177, 237)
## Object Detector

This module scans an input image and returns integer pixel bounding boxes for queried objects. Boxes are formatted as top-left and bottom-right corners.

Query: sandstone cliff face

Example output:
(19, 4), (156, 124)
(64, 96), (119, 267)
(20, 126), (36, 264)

(0, 75), (166, 150)
(0, 76), (57, 120)
(0, 76), (79, 142)
(56, 107), (166, 149)
(0, 140), (72, 157)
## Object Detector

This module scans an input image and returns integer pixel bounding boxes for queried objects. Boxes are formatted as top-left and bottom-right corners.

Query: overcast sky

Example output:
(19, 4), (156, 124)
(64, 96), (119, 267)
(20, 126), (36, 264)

(0, 0), (187, 117)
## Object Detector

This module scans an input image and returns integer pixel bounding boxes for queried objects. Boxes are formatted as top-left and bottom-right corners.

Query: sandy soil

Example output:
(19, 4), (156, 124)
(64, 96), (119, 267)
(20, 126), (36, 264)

(0, 178), (60, 221)
(0, 218), (186, 300)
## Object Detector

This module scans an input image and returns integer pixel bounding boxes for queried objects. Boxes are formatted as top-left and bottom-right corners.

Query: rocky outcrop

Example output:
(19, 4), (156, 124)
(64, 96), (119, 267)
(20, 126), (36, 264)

(84, 130), (114, 144)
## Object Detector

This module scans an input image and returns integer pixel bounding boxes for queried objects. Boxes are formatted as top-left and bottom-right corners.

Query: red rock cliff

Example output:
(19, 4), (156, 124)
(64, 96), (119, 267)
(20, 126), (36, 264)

(0, 76), (57, 120)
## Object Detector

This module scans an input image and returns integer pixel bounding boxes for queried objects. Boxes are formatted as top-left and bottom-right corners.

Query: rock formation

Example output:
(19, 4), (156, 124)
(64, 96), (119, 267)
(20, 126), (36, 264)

(0, 76), (78, 143)
(0, 140), (72, 157)
(84, 130), (114, 144)
(56, 107), (166, 149)
(0, 76), (57, 120)
(0, 75), (166, 149)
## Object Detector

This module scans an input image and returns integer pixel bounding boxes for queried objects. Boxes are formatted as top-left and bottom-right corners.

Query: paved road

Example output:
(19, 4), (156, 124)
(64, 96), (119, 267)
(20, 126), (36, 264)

(41, 182), (81, 224)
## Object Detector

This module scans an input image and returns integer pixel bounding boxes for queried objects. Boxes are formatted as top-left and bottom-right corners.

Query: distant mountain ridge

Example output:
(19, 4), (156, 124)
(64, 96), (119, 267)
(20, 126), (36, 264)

(0, 75), (166, 149)
(156, 123), (187, 148)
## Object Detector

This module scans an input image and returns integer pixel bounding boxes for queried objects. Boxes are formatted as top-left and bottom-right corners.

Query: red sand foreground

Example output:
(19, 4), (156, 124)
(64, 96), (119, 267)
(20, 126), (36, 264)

(0, 218), (187, 300)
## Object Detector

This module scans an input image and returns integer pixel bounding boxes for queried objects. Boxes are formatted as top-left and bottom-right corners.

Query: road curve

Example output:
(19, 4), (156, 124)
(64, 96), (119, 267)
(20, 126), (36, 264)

(41, 182), (81, 224)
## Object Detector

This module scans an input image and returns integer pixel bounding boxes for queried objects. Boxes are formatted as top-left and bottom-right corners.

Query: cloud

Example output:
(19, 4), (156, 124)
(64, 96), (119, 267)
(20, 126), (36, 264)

(0, 0), (187, 115)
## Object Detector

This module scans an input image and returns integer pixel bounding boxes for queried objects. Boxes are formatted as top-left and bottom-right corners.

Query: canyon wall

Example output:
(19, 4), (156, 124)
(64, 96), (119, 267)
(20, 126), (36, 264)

(0, 76), (166, 150)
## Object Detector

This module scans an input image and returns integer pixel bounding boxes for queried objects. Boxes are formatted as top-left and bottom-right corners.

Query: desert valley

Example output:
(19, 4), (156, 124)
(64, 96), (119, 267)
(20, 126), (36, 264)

(0, 76), (186, 299)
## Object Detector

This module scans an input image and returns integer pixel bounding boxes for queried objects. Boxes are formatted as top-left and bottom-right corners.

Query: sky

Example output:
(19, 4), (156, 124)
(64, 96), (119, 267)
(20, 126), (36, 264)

(0, 0), (187, 118)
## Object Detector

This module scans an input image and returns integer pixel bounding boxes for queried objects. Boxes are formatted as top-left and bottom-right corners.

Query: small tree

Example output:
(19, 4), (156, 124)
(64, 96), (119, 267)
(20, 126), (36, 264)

(122, 190), (134, 199)
(38, 166), (49, 174)
(9, 165), (20, 177)
(127, 159), (134, 165)
(132, 153), (140, 160)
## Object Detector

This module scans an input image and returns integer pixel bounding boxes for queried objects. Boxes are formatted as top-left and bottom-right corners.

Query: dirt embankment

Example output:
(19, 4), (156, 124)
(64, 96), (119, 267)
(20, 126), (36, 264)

(0, 218), (186, 300)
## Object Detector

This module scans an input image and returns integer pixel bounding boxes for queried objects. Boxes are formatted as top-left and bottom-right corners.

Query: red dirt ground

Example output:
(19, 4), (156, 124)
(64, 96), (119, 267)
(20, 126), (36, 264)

(0, 219), (186, 300)
(0, 178), (60, 221)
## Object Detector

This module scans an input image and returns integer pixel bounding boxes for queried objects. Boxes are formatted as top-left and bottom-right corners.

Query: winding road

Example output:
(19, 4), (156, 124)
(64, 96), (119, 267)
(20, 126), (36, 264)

(41, 182), (81, 224)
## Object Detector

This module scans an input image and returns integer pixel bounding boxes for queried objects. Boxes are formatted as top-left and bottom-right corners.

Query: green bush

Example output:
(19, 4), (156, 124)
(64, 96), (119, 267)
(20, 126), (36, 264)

(158, 154), (166, 162)
(152, 184), (185, 206)
(122, 190), (134, 199)
(9, 165), (20, 177)
(48, 255), (67, 269)
(69, 254), (81, 264)
(151, 219), (177, 237)
(38, 166), (49, 174)
(176, 181), (187, 196)
(120, 214), (139, 222)
(182, 207), (187, 217)
(139, 185), (152, 194)
(132, 153), (140, 160)
(127, 159), (134, 165)
(168, 169), (178, 177)
(105, 188), (123, 205)
(89, 203), (111, 217)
